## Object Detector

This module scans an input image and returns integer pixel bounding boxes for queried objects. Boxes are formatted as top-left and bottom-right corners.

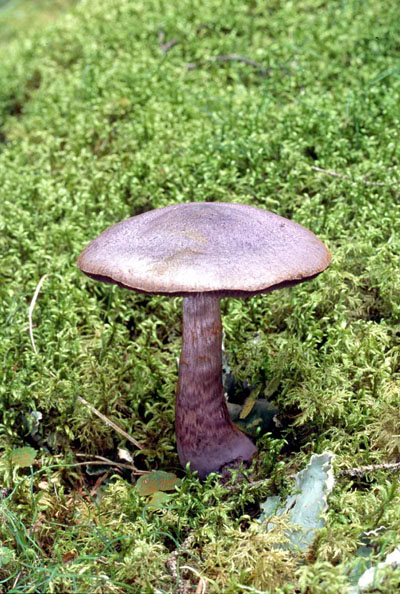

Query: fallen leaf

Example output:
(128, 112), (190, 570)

(135, 471), (181, 496)
(63, 549), (78, 564)
(10, 447), (37, 468)
(118, 447), (134, 463)
(240, 395), (256, 419)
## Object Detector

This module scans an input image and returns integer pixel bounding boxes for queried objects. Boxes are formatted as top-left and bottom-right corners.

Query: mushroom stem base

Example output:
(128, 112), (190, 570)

(176, 293), (257, 479)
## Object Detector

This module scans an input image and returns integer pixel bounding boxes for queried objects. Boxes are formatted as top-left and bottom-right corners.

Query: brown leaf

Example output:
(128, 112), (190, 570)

(135, 471), (181, 496)
(63, 550), (78, 564)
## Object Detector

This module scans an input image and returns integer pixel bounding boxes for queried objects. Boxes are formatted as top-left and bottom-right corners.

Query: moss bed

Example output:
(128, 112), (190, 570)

(0, 0), (400, 591)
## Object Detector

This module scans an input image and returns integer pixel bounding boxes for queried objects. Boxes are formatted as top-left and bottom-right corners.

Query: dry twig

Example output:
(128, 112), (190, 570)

(160, 39), (179, 53)
(158, 27), (179, 53)
(78, 396), (143, 450)
(166, 533), (201, 594)
(74, 453), (149, 474)
(180, 566), (207, 594)
(341, 462), (400, 477)
(311, 165), (400, 187)
(188, 53), (269, 75)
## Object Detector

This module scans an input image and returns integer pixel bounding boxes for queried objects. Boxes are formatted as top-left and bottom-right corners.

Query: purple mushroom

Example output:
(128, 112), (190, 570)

(78, 202), (331, 478)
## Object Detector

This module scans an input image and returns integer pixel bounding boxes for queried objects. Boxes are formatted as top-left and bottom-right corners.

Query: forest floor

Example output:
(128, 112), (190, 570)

(0, 0), (400, 592)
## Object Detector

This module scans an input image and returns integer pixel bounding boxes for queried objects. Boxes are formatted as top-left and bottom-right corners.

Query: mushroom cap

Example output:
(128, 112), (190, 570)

(78, 202), (331, 296)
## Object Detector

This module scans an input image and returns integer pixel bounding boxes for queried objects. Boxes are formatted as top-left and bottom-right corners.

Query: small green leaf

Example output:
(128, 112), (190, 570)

(135, 471), (181, 496)
(10, 447), (37, 468)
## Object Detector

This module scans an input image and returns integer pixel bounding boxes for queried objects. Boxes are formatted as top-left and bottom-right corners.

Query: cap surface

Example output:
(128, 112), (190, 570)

(78, 202), (331, 295)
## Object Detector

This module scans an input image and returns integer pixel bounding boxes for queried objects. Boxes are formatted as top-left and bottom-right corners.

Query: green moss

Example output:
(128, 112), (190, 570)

(1, 0), (400, 591)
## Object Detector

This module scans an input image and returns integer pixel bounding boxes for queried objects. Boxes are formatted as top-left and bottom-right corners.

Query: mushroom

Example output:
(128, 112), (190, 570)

(78, 202), (331, 478)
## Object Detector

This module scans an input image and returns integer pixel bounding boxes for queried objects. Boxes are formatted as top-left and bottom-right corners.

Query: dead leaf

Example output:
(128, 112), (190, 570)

(118, 448), (134, 463)
(63, 550), (78, 564)
(240, 395), (256, 419)
(10, 447), (37, 468)
(135, 471), (181, 496)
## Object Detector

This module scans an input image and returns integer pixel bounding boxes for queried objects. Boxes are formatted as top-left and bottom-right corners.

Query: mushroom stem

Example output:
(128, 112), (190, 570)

(176, 293), (257, 478)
